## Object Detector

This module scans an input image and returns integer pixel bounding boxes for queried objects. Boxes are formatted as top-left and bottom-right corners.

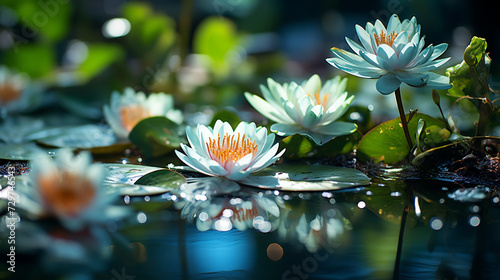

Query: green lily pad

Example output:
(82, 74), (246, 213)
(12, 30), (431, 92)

(103, 164), (184, 196)
(356, 113), (446, 164)
(135, 169), (186, 189)
(281, 131), (361, 159)
(242, 163), (370, 191)
(128, 116), (184, 158)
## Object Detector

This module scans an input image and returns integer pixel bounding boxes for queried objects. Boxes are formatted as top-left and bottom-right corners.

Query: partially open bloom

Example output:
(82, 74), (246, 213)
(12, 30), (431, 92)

(245, 75), (357, 145)
(327, 14), (452, 94)
(17, 149), (124, 231)
(103, 87), (183, 139)
(175, 120), (285, 181)
(0, 66), (43, 116)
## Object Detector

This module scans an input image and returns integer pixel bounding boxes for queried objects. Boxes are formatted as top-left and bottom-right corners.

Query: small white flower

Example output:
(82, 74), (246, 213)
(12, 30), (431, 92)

(245, 74), (357, 145)
(18, 149), (126, 231)
(175, 120), (285, 181)
(0, 66), (43, 116)
(103, 87), (183, 139)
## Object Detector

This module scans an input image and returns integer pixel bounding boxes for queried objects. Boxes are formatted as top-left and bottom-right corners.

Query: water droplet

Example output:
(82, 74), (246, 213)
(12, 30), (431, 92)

(469, 215), (480, 227)
(430, 217), (443, 230)
(357, 201), (366, 209)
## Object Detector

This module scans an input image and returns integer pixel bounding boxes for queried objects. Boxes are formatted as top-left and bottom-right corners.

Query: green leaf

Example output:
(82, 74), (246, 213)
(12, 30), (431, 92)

(5, 44), (55, 78)
(243, 163), (370, 191)
(357, 113), (446, 164)
(447, 37), (491, 101)
(135, 169), (186, 189)
(76, 43), (124, 82)
(103, 163), (185, 196)
(281, 131), (362, 160)
(14, 0), (72, 42)
(209, 110), (241, 128)
(128, 116), (183, 158)
(193, 17), (240, 76)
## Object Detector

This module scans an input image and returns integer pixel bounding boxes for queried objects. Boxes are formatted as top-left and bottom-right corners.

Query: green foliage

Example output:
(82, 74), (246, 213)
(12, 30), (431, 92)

(122, 2), (176, 56)
(446, 36), (496, 136)
(5, 44), (55, 78)
(280, 131), (361, 160)
(128, 116), (184, 158)
(357, 113), (446, 164)
(76, 43), (125, 83)
(193, 17), (240, 78)
(209, 110), (241, 128)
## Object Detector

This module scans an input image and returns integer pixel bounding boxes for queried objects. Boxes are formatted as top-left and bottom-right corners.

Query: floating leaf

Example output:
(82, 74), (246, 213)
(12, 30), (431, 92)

(135, 169), (186, 189)
(242, 163), (370, 191)
(103, 164), (184, 196)
(76, 43), (124, 83)
(357, 113), (446, 164)
(0, 142), (55, 160)
(27, 124), (116, 149)
(281, 131), (361, 159)
(128, 116), (183, 158)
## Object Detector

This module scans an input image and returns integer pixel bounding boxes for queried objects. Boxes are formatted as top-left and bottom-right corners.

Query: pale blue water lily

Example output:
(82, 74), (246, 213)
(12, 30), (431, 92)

(104, 87), (183, 139)
(0, 66), (44, 116)
(327, 14), (452, 94)
(175, 120), (285, 182)
(14, 149), (127, 231)
(244, 74), (357, 145)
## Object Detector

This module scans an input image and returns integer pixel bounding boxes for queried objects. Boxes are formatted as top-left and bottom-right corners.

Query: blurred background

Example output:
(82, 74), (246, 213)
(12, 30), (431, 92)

(0, 0), (498, 135)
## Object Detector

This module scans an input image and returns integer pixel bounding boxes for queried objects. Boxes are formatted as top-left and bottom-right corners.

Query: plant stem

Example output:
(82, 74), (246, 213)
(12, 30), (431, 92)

(395, 88), (413, 150)
(179, 0), (194, 66)
(393, 204), (409, 280)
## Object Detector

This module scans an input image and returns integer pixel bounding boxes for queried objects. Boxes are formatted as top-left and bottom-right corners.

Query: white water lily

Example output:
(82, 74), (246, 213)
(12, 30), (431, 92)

(327, 14), (451, 94)
(244, 74), (357, 145)
(0, 66), (43, 116)
(103, 87), (183, 139)
(175, 120), (285, 182)
(15, 149), (126, 231)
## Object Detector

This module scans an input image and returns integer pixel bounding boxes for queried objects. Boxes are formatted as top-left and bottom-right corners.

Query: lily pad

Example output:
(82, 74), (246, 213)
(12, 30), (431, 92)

(281, 131), (361, 159)
(0, 143), (55, 161)
(357, 113), (446, 164)
(128, 116), (183, 158)
(103, 164), (184, 196)
(242, 164), (370, 191)
(28, 124), (117, 149)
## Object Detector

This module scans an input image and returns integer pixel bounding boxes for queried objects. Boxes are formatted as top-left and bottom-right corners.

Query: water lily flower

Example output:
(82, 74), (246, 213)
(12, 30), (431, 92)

(244, 74), (357, 145)
(15, 149), (126, 231)
(0, 66), (43, 116)
(175, 120), (285, 182)
(103, 87), (183, 139)
(327, 14), (452, 94)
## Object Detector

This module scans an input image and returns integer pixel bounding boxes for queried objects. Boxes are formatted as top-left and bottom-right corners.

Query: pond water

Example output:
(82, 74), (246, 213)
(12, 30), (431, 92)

(5, 170), (499, 280)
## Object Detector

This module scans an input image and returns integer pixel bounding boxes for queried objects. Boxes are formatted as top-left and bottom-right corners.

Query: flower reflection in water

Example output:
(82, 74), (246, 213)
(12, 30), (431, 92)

(172, 176), (351, 253)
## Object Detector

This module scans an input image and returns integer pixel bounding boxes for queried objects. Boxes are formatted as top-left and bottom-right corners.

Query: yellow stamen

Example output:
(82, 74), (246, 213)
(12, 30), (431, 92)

(0, 83), (21, 104)
(206, 132), (258, 168)
(38, 171), (96, 217)
(373, 30), (411, 47)
(308, 91), (330, 107)
(120, 105), (151, 132)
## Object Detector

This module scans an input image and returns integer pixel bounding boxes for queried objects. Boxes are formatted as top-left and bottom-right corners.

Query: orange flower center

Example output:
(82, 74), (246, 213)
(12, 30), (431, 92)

(0, 83), (21, 104)
(308, 91), (329, 107)
(373, 30), (411, 47)
(120, 105), (151, 132)
(206, 133), (258, 168)
(38, 171), (96, 217)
